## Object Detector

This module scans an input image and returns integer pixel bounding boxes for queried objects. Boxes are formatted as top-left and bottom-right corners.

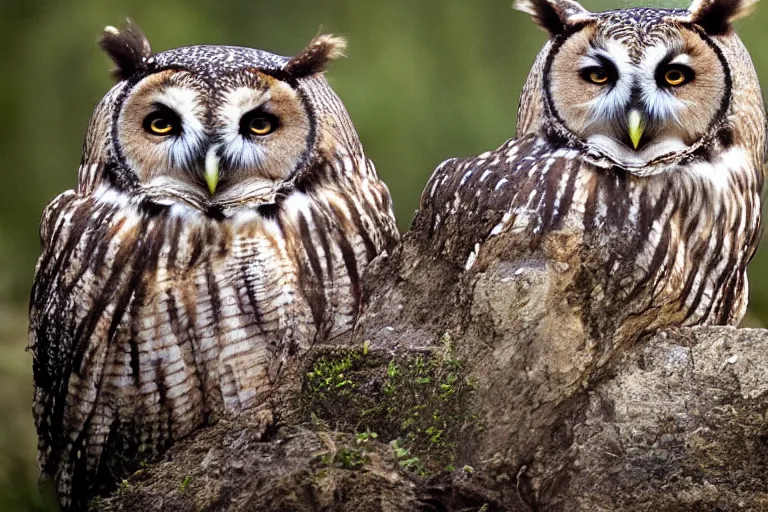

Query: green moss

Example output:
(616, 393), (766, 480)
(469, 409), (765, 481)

(301, 333), (479, 475)
(313, 445), (370, 470)
(305, 352), (362, 399)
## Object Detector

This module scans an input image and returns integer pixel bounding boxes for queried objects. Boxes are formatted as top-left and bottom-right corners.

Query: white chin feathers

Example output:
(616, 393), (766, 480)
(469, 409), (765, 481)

(586, 134), (688, 169)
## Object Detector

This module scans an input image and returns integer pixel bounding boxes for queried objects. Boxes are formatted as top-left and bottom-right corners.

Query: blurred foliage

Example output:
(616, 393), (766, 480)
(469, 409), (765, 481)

(1, 0), (767, 510)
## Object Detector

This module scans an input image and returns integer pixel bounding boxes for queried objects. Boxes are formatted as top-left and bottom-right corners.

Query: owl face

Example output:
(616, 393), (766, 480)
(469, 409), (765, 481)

(116, 66), (311, 203)
(95, 26), (347, 205)
(515, 0), (760, 171)
(547, 16), (728, 167)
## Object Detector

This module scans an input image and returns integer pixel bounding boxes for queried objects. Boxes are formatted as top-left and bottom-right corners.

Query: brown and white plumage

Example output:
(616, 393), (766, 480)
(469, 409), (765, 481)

(415, 0), (764, 338)
(29, 23), (398, 509)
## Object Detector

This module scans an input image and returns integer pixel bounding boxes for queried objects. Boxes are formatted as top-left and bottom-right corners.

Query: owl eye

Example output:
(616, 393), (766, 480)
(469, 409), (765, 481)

(580, 66), (615, 86)
(143, 109), (181, 136)
(240, 111), (279, 137)
(249, 117), (275, 135)
(660, 65), (694, 87)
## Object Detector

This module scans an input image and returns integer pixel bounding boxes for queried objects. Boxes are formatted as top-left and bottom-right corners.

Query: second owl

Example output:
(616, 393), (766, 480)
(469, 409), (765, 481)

(417, 0), (764, 336)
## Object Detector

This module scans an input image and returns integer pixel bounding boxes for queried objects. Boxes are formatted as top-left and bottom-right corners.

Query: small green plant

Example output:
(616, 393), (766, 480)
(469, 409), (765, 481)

(179, 475), (192, 492)
(335, 446), (369, 469)
(356, 430), (379, 444)
(313, 445), (370, 470)
(391, 439), (427, 475)
(306, 353), (361, 398)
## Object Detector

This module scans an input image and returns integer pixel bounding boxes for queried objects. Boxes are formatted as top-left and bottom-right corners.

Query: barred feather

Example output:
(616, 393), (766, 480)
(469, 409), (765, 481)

(416, 133), (762, 335)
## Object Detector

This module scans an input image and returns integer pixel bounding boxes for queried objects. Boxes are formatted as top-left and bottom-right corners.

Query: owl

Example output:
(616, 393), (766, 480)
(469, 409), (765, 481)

(415, 0), (764, 341)
(28, 22), (398, 510)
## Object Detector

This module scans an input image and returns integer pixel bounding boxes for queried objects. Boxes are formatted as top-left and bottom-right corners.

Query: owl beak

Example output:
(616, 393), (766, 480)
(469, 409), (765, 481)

(627, 109), (645, 150)
(204, 146), (219, 196)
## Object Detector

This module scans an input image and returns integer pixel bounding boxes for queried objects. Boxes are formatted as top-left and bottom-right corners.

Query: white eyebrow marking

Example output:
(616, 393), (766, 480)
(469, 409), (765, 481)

(669, 54), (692, 66)
(578, 54), (603, 69)
(602, 40), (632, 74)
(218, 87), (271, 128)
(217, 87), (272, 168)
(153, 86), (206, 168)
(155, 87), (204, 120)
(639, 45), (671, 75)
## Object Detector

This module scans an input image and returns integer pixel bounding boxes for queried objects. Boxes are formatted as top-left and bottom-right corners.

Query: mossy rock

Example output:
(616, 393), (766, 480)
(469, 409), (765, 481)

(299, 334), (481, 475)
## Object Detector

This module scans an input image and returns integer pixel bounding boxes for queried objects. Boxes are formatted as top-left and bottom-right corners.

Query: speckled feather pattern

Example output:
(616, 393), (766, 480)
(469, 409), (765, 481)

(594, 9), (688, 60)
(151, 45), (290, 77)
(29, 39), (398, 510)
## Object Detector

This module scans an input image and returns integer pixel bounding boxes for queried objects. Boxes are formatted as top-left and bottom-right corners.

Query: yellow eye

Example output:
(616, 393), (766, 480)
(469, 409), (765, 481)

(249, 117), (275, 136)
(149, 118), (174, 135)
(143, 111), (179, 136)
(664, 68), (687, 86)
(581, 66), (612, 85)
(589, 70), (609, 84)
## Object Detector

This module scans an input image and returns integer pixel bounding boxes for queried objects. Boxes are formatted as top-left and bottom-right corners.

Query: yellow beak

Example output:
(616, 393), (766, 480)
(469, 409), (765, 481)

(628, 109), (645, 150)
(204, 146), (219, 196)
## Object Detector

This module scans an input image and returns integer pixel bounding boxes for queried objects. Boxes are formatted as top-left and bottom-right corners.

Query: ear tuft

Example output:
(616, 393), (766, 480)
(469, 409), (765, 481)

(514, 0), (592, 36)
(283, 34), (347, 79)
(678, 0), (758, 34)
(98, 20), (152, 81)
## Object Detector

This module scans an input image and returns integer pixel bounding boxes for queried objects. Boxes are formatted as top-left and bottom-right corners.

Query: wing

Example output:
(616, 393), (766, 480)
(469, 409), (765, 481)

(413, 131), (762, 330)
(412, 134), (588, 269)
(29, 184), (168, 509)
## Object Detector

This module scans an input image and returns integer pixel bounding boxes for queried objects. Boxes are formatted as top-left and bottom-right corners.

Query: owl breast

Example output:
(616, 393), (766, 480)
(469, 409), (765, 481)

(416, 135), (763, 337)
(29, 153), (397, 508)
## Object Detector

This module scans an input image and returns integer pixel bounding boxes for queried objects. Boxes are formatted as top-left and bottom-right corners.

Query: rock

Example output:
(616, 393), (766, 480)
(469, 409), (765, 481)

(546, 327), (768, 511)
(95, 229), (768, 511)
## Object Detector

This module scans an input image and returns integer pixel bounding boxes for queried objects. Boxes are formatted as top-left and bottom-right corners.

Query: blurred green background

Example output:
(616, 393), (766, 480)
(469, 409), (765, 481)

(1, 0), (766, 509)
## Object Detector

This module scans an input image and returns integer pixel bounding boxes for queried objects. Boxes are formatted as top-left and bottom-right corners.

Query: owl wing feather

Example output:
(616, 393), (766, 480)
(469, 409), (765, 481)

(30, 182), (170, 506)
(415, 135), (568, 266)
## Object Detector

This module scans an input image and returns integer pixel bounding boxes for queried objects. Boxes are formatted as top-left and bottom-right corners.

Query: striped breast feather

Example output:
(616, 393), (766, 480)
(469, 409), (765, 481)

(28, 172), (395, 508)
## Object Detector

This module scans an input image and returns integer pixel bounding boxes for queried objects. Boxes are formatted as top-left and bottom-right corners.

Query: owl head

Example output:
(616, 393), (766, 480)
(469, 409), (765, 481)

(84, 22), (358, 207)
(515, 0), (764, 174)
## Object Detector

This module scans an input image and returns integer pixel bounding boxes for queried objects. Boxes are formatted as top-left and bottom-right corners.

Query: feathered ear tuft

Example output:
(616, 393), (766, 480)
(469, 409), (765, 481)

(283, 34), (347, 79)
(98, 20), (152, 81)
(514, 0), (593, 36)
(676, 0), (758, 34)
